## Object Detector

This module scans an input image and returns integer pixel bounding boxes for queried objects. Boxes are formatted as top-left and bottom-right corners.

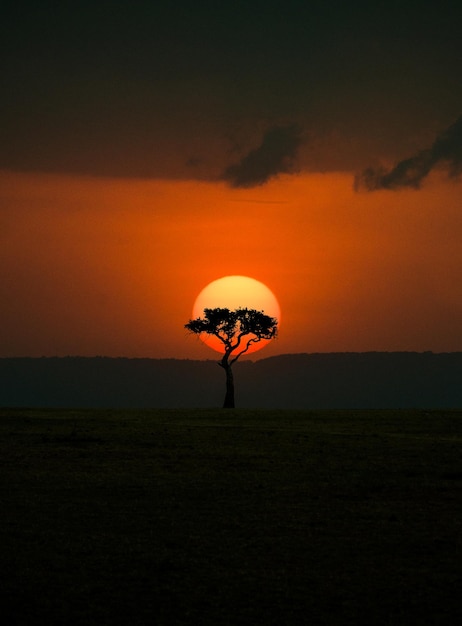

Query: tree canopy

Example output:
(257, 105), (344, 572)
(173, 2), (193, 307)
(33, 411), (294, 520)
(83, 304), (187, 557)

(185, 307), (278, 364)
(185, 307), (278, 407)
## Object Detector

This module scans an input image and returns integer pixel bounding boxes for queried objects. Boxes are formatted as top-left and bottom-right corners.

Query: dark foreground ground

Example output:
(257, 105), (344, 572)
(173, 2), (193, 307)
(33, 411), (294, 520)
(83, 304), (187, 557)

(1, 408), (461, 625)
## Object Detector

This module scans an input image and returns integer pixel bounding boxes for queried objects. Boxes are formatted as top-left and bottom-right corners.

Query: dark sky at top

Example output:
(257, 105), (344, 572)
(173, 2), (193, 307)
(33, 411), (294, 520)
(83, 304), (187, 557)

(1, 0), (461, 181)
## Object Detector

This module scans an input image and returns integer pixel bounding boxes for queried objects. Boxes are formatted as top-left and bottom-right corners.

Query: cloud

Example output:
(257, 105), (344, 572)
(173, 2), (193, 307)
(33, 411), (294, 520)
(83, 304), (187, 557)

(355, 115), (462, 191)
(221, 124), (304, 188)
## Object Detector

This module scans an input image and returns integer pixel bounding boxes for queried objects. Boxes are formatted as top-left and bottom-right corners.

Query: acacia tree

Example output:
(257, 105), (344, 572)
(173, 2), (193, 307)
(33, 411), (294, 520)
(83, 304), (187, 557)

(185, 307), (278, 408)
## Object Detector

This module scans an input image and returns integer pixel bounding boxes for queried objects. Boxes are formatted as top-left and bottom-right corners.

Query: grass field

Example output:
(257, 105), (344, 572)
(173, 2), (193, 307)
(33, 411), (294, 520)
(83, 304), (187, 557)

(1, 408), (461, 625)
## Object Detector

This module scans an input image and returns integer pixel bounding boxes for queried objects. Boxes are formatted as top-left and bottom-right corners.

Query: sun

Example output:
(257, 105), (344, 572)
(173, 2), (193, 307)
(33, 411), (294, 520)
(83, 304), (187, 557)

(192, 275), (281, 354)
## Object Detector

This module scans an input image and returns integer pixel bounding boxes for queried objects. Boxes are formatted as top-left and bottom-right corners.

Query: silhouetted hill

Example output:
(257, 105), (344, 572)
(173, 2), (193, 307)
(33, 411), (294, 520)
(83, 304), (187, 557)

(238, 352), (462, 409)
(0, 353), (461, 409)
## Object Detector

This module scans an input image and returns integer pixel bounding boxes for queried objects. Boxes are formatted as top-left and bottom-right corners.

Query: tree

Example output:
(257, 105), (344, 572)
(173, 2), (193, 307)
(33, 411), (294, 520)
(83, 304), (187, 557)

(185, 307), (278, 408)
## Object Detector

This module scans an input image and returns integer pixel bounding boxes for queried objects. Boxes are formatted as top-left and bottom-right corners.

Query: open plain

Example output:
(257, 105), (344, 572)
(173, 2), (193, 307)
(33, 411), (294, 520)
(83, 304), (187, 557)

(1, 408), (461, 625)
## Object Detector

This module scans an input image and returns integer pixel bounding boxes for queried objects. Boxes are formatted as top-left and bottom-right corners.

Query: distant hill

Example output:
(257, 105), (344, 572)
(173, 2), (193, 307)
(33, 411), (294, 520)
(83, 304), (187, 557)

(1, 353), (461, 409)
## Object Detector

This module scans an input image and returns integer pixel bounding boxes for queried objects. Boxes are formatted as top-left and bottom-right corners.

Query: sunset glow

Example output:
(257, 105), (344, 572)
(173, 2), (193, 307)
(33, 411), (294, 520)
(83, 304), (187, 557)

(192, 276), (281, 354)
(1, 170), (461, 358)
(1, 2), (461, 361)
(2, 5), (462, 624)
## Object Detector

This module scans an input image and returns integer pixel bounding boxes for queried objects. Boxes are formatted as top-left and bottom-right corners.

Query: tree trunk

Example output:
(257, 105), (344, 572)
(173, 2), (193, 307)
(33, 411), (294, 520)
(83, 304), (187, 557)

(222, 362), (235, 408)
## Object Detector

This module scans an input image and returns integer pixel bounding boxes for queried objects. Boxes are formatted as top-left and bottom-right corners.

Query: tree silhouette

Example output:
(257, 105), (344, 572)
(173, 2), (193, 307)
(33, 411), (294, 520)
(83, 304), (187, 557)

(185, 307), (278, 408)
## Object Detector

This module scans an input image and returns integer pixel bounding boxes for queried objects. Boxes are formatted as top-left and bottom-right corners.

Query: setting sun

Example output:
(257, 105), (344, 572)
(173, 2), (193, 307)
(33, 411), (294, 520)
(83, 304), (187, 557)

(192, 276), (281, 354)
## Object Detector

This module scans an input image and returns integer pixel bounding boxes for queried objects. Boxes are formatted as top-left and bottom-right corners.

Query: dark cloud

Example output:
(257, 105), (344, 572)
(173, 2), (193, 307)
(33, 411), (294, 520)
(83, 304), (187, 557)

(355, 115), (462, 191)
(221, 125), (304, 188)
(1, 2), (462, 179)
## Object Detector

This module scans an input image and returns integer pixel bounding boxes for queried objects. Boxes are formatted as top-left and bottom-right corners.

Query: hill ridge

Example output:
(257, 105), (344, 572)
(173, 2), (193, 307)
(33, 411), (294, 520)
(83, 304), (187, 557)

(1, 353), (461, 409)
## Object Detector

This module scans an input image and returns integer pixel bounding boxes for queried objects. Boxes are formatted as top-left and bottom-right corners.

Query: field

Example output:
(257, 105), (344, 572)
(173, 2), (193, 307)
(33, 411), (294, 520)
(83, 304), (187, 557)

(1, 408), (461, 625)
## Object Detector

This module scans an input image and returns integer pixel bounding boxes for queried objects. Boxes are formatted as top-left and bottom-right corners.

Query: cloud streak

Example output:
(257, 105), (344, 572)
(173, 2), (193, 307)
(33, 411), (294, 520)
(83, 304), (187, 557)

(222, 125), (304, 188)
(355, 115), (462, 191)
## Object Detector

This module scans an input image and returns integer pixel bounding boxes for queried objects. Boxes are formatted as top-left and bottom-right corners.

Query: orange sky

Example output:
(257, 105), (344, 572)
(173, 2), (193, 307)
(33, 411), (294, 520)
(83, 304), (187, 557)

(1, 169), (461, 358)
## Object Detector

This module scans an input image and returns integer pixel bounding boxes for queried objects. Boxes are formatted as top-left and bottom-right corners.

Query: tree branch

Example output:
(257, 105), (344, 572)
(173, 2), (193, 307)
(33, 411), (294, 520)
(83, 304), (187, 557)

(230, 335), (260, 365)
(185, 307), (278, 365)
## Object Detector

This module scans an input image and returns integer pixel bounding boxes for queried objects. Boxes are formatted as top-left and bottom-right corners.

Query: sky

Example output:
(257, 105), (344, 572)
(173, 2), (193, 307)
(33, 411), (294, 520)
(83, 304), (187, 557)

(1, 0), (461, 358)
